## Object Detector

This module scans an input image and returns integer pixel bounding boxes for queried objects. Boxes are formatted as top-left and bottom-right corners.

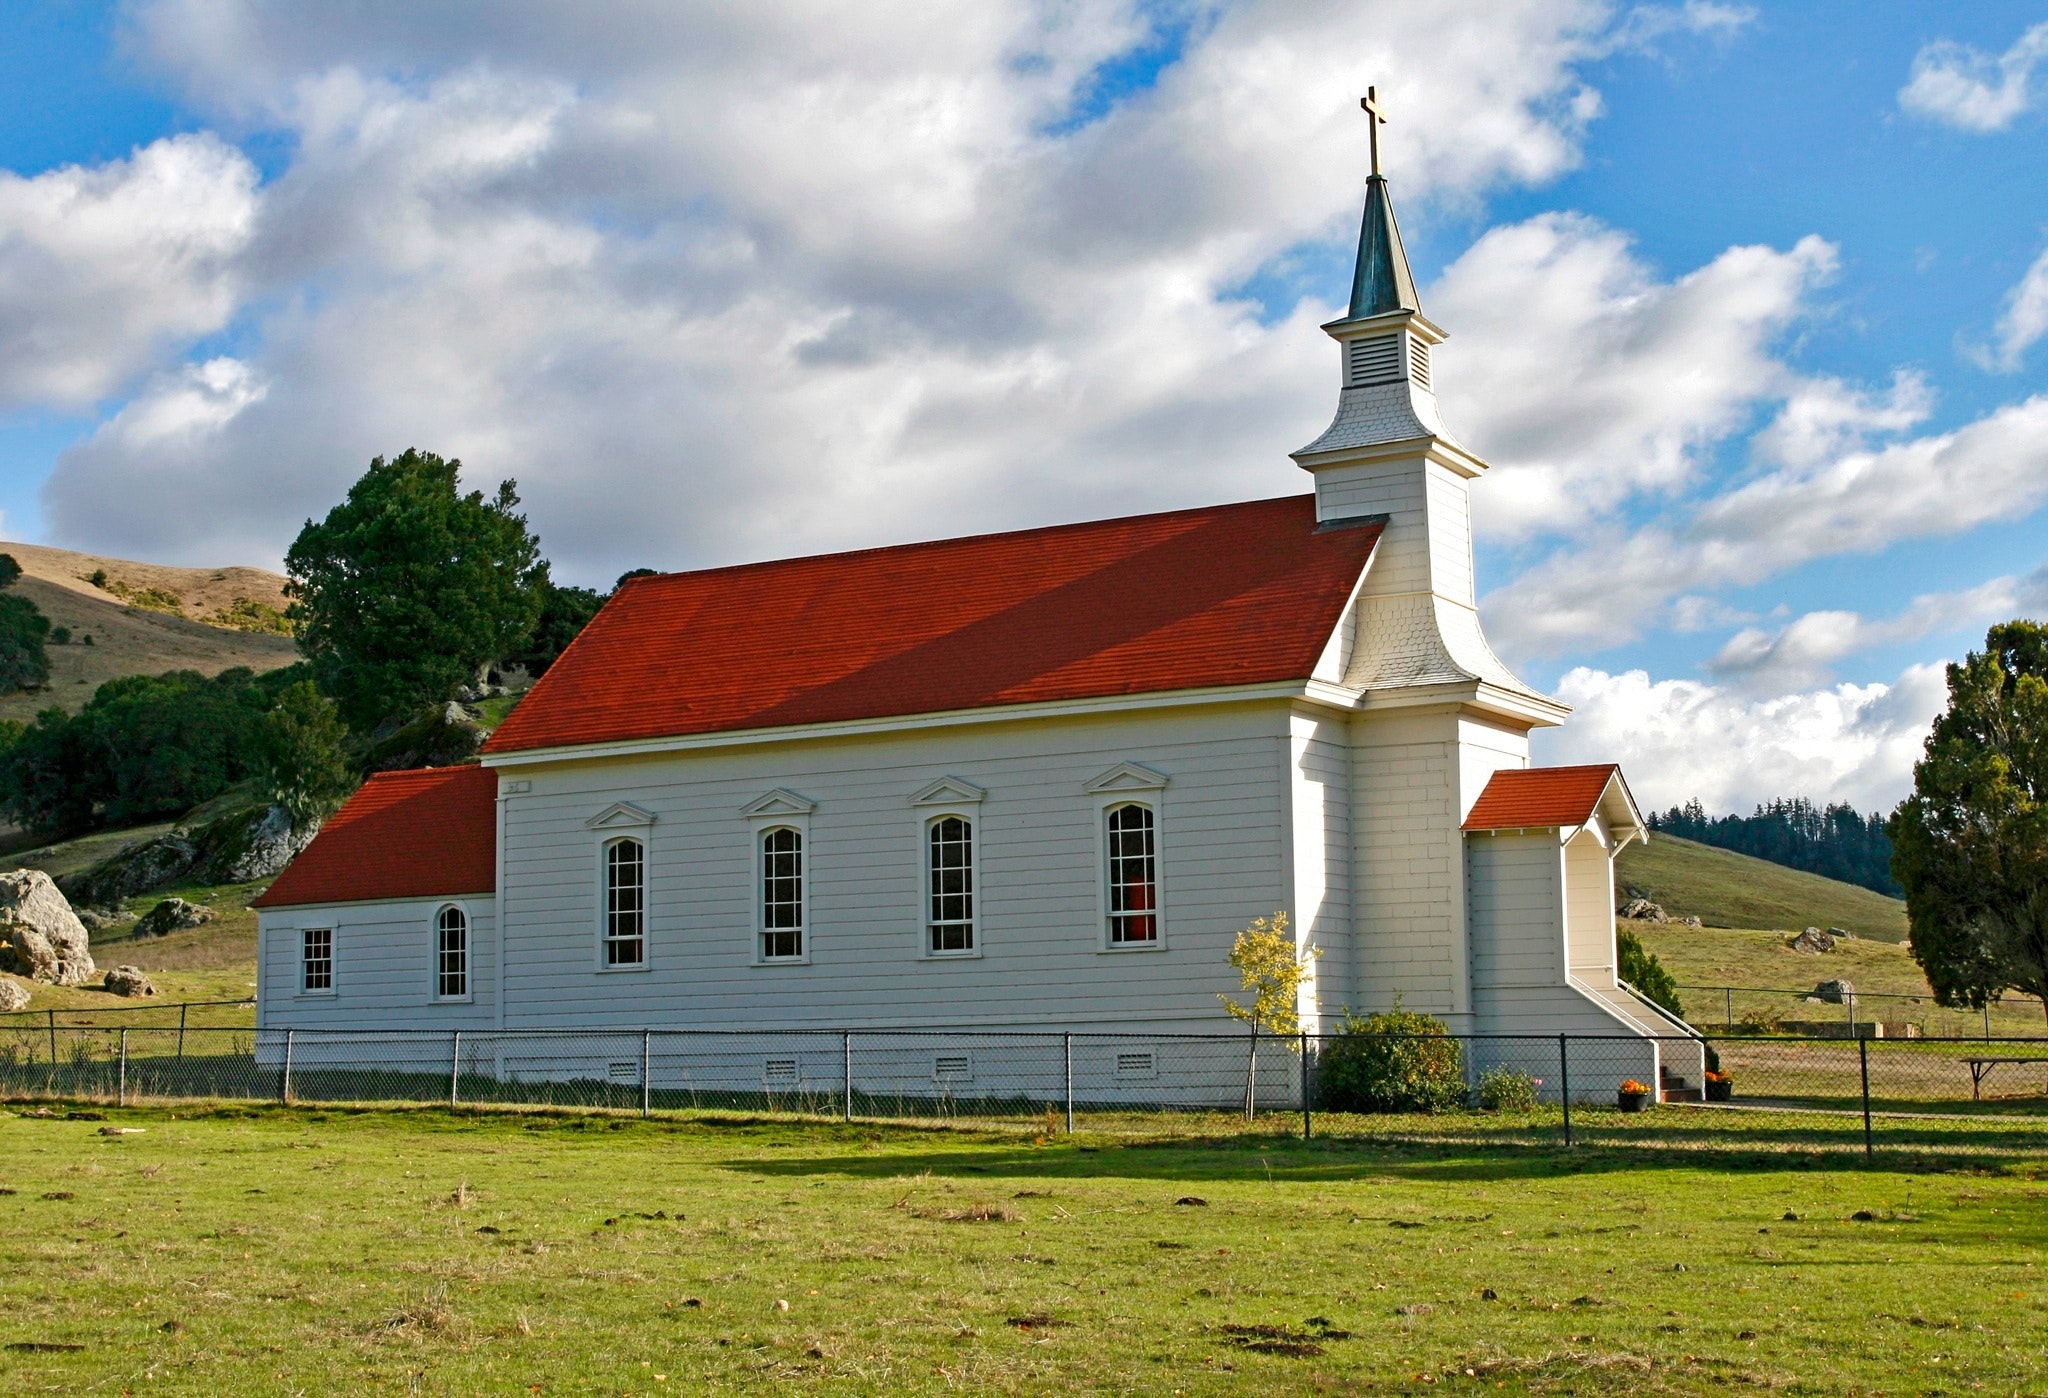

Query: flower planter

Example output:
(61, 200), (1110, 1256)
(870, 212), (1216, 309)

(1705, 1078), (1734, 1103)
(1616, 1089), (1650, 1113)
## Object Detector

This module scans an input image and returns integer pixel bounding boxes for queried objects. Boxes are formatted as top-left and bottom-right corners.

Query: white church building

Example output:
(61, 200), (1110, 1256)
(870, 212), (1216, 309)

(253, 127), (1697, 1096)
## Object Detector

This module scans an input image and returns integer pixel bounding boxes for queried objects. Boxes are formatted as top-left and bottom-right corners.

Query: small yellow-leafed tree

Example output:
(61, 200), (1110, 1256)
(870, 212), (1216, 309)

(1220, 912), (1319, 1120)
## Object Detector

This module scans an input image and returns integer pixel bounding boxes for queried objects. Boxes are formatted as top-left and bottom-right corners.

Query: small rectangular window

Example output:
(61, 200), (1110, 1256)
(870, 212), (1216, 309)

(763, 1057), (798, 1084)
(604, 838), (645, 967)
(301, 927), (333, 993)
(926, 815), (975, 954)
(608, 1062), (639, 1084)
(933, 1053), (973, 1082)
(436, 906), (468, 999)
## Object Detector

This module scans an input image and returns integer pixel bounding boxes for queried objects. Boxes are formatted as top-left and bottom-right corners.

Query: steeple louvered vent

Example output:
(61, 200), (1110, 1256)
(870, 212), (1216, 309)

(1345, 333), (1402, 387)
(1409, 338), (1430, 390)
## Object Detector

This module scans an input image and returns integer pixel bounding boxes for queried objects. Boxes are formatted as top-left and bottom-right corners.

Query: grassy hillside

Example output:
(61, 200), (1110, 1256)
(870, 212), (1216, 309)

(0, 540), (298, 725)
(1616, 832), (1908, 941)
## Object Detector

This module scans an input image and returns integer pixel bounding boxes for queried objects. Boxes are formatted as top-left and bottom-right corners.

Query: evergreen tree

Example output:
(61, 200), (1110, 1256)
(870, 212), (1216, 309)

(0, 552), (51, 695)
(286, 449), (546, 729)
(255, 681), (357, 829)
(1888, 621), (2048, 1023)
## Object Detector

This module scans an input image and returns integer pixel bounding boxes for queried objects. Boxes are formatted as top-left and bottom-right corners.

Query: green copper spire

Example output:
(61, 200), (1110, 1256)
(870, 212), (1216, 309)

(1346, 173), (1418, 320)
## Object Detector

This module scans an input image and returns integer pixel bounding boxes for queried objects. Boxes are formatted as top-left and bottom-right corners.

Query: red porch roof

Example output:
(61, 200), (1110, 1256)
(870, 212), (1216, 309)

(1463, 764), (1641, 833)
(251, 765), (497, 909)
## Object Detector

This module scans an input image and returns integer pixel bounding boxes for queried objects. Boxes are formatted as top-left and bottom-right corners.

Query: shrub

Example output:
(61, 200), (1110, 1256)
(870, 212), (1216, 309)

(1733, 1007), (1782, 1036)
(49, 626), (70, 645)
(1617, 927), (1683, 1018)
(1476, 1067), (1539, 1112)
(1316, 1002), (1465, 1113)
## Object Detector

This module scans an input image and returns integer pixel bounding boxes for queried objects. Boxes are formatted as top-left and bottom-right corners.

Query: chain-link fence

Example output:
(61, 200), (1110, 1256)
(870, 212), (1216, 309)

(3, 1022), (2044, 1160)
(1677, 983), (2047, 1040)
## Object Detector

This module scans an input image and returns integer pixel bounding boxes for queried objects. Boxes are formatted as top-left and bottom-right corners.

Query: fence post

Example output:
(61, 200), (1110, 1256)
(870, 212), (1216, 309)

(118, 1028), (128, 1107)
(1725, 987), (1733, 1029)
(1063, 1033), (1074, 1134)
(1984, 1003), (1992, 1042)
(842, 1031), (853, 1123)
(1558, 1033), (1572, 1148)
(1859, 1034), (1873, 1161)
(449, 1030), (462, 1109)
(1300, 1030), (1311, 1140)
(177, 1001), (187, 1061)
(281, 1028), (294, 1106)
(47, 1008), (57, 1070)
(641, 1030), (651, 1119)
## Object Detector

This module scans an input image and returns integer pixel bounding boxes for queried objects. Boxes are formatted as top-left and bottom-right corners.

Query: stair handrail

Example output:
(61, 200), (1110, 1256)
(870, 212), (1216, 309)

(1615, 978), (1706, 1042)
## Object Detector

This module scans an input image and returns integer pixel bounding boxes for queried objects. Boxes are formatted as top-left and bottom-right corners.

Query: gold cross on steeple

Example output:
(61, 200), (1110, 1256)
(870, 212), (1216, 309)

(1361, 87), (1387, 177)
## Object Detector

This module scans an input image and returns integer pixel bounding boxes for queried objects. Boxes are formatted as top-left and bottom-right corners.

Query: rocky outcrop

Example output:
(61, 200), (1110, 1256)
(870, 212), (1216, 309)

(1811, 978), (1856, 1004)
(1789, 926), (1837, 954)
(0, 978), (29, 1012)
(104, 965), (156, 998)
(1618, 898), (1668, 923)
(0, 870), (96, 986)
(135, 898), (214, 938)
(364, 701), (487, 774)
(204, 803), (319, 881)
(62, 802), (320, 908)
(62, 834), (198, 908)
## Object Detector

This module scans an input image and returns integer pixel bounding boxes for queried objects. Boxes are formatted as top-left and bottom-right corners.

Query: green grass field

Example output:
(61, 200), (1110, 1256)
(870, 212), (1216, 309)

(1616, 834), (1909, 941)
(0, 1106), (2043, 1395)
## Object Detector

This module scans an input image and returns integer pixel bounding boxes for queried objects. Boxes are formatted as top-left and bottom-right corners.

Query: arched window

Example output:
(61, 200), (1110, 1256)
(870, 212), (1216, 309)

(760, 826), (805, 960)
(436, 905), (469, 999)
(604, 837), (645, 966)
(927, 815), (975, 954)
(1105, 803), (1157, 944)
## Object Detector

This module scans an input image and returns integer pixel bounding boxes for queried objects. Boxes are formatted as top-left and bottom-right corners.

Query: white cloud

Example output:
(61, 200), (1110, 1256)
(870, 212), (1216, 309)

(1980, 241), (2048, 371)
(37, 0), (1645, 571)
(1536, 661), (1949, 814)
(1491, 392), (2048, 661)
(1707, 569), (2042, 693)
(1749, 369), (1932, 471)
(1899, 21), (2048, 132)
(1429, 214), (1834, 537)
(0, 134), (257, 408)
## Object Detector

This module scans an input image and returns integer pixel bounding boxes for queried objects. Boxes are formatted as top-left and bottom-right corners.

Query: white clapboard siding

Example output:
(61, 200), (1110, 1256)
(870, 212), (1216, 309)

(491, 702), (1295, 1033)
(1288, 707), (1351, 1029)
(256, 897), (497, 1030)
(1563, 827), (1618, 979)
(1347, 708), (1464, 1017)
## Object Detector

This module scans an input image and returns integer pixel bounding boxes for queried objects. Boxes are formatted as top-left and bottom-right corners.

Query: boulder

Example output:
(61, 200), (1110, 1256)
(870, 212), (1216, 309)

(1618, 897), (1668, 923)
(135, 897), (214, 938)
(73, 907), (123, 933)
(1789, 926), (1837, 954)
(0, 869), (96, 985)
(1828, 926), (1855, 941)
(0, 978), (29, 1012)
(1812, 978), (1856, 1004)
(103, 965), (156, 998)
(1680, 916), (1703, 928)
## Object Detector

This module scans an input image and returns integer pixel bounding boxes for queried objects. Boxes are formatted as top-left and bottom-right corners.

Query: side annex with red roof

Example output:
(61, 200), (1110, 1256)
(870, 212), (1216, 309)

(253, 141), (1694, 1100)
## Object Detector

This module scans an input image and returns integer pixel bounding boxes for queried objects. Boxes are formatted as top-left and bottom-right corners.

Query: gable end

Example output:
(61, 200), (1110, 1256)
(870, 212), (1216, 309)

(740, 788), (819, 819)
(909, 776), (988, 807)
(1083, 761), (1171, 795)
(584, 801), (657, 830)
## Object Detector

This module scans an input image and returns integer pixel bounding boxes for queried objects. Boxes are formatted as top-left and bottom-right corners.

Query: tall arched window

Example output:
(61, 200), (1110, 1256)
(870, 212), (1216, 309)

(1105, 803), (1158, 944)
(604, 837), (645, 966)
(435, 905), (469, 999)
(760, 826), (804, 960)
(927, 815), (975, 954)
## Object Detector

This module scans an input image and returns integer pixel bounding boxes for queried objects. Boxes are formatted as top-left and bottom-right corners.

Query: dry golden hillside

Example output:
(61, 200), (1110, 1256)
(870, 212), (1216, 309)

(0, 540), (299, 724)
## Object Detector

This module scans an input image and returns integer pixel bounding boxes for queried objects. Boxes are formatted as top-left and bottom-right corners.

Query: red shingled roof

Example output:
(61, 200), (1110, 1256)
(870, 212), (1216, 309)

(1463, 764), (1628, 831)
(251, 766), (497, 909)
(485, 495), (1380, 756)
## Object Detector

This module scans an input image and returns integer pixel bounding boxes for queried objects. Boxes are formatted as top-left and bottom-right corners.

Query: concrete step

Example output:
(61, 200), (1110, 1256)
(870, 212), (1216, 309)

(1660, 1086), (1704, 1103)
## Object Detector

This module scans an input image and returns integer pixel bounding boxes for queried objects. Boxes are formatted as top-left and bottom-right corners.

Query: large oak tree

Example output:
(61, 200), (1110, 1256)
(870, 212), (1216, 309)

(286, 450), (546, 729)
(1889, 620), (2048, 1024)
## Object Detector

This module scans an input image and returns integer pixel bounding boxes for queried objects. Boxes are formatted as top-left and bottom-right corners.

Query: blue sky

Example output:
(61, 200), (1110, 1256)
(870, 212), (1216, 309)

(0, 1), (2043, 813)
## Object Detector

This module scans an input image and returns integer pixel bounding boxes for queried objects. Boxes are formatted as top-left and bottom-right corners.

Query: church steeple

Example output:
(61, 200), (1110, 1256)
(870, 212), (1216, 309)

(1288, 88), (1556, 725)
(1346, 173), (1419, 321)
